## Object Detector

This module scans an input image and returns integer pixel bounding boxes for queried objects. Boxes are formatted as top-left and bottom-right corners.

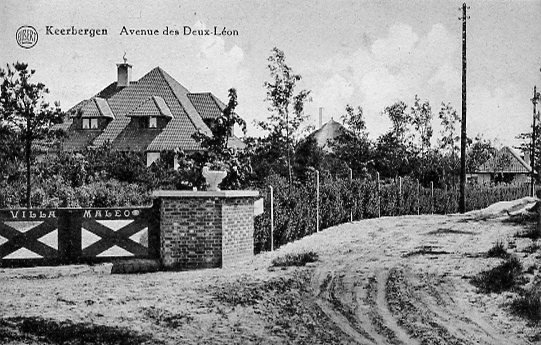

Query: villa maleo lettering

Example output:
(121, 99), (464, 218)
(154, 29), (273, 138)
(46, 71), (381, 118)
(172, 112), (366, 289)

(46, 26), (108, 38)
(83, 209), (140, 218)
(4, 209), (141, 220)
(9, 210), (56, 219)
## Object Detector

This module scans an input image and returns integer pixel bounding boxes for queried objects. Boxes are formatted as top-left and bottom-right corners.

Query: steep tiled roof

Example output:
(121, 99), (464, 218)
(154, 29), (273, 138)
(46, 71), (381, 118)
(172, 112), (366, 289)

(127, 96), (172, 118)
(308, 119), (351, 152)
(188, 92), (224, 120)
(62, 65), (241, 153)
(477, 146), (532, 174)
(62, 128), (102, 151)
(111, 121), (162, 152)
(91, 67), (209, 151)
(95, 81), (138, 99)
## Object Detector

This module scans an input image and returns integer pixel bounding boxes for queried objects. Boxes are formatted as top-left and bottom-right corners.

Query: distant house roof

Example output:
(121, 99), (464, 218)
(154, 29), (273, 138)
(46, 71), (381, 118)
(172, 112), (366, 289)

(59, 65), (244, 153)
(307, 118), (350, 151)
(476, 146), (532, 174)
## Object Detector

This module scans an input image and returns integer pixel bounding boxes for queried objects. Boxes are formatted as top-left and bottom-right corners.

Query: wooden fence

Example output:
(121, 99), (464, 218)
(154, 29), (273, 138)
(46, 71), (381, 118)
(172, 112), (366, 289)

(0, 205), (159, 267)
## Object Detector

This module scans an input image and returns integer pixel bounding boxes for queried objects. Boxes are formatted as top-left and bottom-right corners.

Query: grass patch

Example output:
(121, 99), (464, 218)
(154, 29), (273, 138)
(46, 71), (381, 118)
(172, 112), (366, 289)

(425, 228), (476, 235)
(471, 256), (523, 293)
(210, 273), (309, 307)
(271, 251), (319, 267)
(402, 245), (450, 257)
(509, 289), (541, 323)
(0, 316), (157, 344)
(515, 227), (541, 240)
(487, 240), (509, 258)
(141, 306), (193, 328)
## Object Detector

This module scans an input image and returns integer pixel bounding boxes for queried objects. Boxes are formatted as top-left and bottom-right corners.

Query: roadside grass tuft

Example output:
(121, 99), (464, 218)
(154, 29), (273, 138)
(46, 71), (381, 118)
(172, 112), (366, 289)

(271, 251), (319, 267)
(509, 289), (541, 323)
(515, 227), (541, 241)
(487, 240), (509, 258)
(471, 256), (523, 293)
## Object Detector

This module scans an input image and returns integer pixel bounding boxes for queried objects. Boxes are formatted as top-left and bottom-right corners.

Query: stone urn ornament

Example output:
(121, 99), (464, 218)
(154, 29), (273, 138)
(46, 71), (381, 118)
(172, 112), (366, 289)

(202, 164), (227, 191)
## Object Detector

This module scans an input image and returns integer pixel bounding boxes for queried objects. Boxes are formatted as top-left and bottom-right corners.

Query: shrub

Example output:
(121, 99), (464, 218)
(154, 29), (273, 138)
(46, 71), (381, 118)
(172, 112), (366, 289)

(271, 251), (318, 267)
(509, 289), (541, 323)
(487, 240), (508, 258)
(523, 242), (541, 254)
(471, 256), (523, 293)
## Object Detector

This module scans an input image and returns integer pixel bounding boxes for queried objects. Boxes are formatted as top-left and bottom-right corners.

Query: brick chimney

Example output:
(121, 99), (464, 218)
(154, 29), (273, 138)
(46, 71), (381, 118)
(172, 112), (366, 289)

(116, 54), (132, 87)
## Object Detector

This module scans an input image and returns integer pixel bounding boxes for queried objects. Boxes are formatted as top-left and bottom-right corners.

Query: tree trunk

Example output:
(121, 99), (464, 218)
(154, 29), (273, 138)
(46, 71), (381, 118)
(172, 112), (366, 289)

(286, 111), (292, 189)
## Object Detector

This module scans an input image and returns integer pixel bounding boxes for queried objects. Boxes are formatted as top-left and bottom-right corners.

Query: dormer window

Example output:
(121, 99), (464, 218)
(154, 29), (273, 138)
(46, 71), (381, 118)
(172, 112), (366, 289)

(73, 97), (114, 131)
(127, 96), (173, 130)
(149, 117), (157, 128)
(82, 118), (98, 130)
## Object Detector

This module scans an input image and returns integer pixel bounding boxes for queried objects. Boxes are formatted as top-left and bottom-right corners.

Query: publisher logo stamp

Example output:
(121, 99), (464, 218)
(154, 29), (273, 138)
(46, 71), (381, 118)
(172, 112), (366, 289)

(16, 26), (38, 49)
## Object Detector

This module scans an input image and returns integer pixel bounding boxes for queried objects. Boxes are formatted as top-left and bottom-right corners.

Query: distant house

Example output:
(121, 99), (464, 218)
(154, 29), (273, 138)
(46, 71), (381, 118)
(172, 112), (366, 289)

(307, 118), (351, 152)
(470, 146), (532, 184)
(58, 59), (244, 166)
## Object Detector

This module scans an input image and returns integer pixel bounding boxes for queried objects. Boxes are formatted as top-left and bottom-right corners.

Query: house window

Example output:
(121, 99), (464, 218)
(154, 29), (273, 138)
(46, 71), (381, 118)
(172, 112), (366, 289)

(90, 118), (98, 129)
(149, 117), (157, 128)
(82, 118), (90, 129)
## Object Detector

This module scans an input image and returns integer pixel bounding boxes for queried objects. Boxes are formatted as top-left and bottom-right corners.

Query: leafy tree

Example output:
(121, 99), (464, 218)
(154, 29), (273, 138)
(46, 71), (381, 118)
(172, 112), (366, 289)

(438, 102), (460, 154)
(410, 95), (433, 156)
(331, 104), (373, 177)
(466, 135), (497, 174)
(437, 102), (460, 185)
(193, 88), (252, 189)
(376, 101), (413, 177)
(260, 47), (311, 187)
(374, 132), (412, 178)
(383, 101), (410, 144)
(340, 104), (367, 137)
(0, 62), (63, 207)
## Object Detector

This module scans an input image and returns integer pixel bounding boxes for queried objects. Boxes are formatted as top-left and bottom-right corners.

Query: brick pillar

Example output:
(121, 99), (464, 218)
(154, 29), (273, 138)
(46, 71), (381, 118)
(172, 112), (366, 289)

(152, 190), (259, 270)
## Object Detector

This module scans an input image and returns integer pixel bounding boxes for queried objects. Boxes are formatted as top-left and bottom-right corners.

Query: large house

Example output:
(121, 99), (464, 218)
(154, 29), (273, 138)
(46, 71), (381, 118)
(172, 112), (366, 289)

(58, 59), (243, 166)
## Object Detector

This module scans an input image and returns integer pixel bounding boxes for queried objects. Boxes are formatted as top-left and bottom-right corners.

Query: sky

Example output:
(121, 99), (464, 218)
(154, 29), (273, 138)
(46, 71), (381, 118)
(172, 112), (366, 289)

(1, 0), (540, 147)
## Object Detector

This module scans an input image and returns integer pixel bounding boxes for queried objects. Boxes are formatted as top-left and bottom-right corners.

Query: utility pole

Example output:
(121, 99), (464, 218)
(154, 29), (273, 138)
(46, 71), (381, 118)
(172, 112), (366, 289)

(532, 86), (540, 196)
(459, 3), (470, 213)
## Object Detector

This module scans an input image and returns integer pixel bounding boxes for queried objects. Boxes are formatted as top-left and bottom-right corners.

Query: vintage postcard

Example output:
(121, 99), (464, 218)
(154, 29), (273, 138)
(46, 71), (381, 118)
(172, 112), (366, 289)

(1, 1), (540, 344)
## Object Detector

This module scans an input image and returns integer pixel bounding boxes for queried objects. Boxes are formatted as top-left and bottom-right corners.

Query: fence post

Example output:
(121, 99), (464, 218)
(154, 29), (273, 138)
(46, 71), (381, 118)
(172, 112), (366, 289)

(316, 170), (320, 232)
(417, 179), (420, 215)
(269, 186), (274, 252)
(398, 176), (402, 216)
(444, 185), (448, 215)
(349, 167), (353, 222)
(377, 172), (381, 218)
(431, 181), (434, 214)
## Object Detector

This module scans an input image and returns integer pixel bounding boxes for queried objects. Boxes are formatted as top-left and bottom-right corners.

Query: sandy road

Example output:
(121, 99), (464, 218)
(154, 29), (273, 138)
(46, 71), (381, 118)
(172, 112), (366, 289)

(294, 213), (538, 345)
(1, 202), (539, 344)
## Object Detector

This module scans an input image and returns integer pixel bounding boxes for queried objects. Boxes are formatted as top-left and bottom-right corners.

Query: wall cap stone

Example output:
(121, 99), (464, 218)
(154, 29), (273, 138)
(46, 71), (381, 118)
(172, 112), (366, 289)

(152, 190), (259, 198)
